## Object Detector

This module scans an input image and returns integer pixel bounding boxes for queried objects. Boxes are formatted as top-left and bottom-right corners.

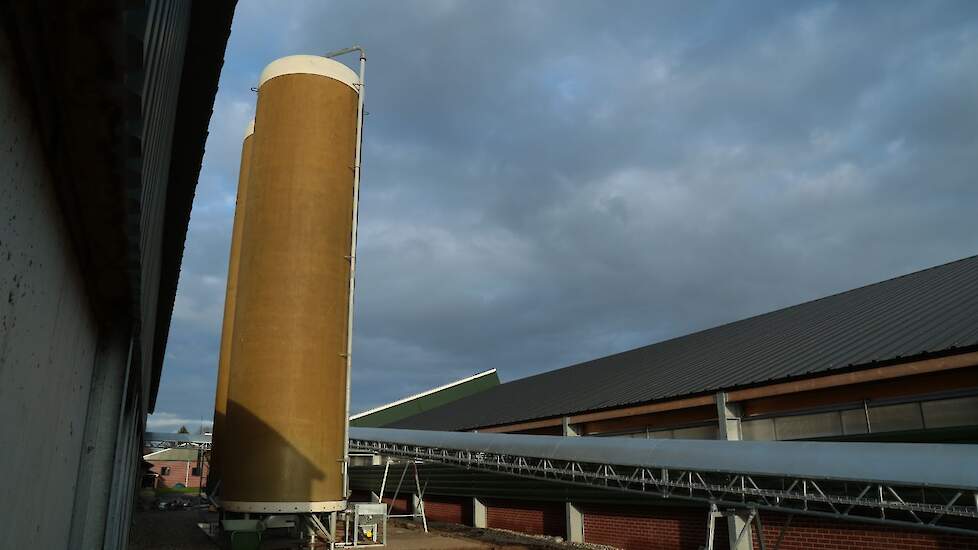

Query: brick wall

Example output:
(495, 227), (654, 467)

(583, 504), (729, 550)
(369, 493), (978, 550)
(486, 499), (564, 537)
(753, 512), (978, 550)
(423, 496), (472, 525)
(382, 495), (410, 515)
(149, 460), (208, 489)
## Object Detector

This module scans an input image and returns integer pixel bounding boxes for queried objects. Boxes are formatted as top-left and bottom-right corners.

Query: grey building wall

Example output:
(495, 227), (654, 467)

(0, 0), (234, 547)
(0, 30), (102, 549)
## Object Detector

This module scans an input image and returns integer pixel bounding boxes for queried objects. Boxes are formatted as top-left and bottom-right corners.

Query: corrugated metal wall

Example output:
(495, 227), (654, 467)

(0, 29), (102, 548)
(133, 0), (192, 412)
(0, 1), (198, 548)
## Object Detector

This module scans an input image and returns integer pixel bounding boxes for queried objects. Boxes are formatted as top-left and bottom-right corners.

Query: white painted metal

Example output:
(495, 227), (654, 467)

(221, 500), (348, 513)
(473, 498), (488, 528)
(327, 45), (367, 504)
(413, 464), (428, 533)
(259, 55), (360, 91)
(562, 416), (581, 437)
(565, 502), (584, 543)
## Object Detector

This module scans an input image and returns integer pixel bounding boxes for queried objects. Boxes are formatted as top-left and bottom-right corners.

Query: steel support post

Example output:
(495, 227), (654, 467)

(411, 494), (422, 521)
(716, 391), (742, 441)
(562, 416), (581, 437)
(473, 497), (487, 528)
(566, 501), (584, 543)
(717, 392), (752, 550)
(562, 416), (584, 541)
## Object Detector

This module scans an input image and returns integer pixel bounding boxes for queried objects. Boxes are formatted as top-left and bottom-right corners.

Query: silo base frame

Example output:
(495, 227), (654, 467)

(219, 511), (339, 549)
(217, 505), (388, 549)
(222, 499), (347, 514)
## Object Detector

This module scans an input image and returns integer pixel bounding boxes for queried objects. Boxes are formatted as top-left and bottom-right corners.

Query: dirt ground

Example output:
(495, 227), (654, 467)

(128, 509), (218, 550)
(127, 509), (616, 550)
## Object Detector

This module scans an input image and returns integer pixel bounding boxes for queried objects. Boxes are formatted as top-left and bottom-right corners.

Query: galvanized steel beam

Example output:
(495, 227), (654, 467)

(349, 427), (978, 536)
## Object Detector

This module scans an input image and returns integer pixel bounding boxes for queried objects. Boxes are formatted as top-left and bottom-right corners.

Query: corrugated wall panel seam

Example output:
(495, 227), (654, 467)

(139, 0), (185, 241)
(135, 0), (190, 391)
(139, 4), (186, 251)
(133, 0), (169, 242)
(140, 1), (166, 113)
(140, 29), (187, 255)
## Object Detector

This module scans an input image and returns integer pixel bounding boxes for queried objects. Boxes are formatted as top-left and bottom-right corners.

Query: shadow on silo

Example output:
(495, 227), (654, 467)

(220, 400), (326, 505)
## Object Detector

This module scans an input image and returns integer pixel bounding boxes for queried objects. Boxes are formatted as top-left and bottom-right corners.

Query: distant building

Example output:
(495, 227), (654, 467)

(143, 449), (208, 489)
(350, 369), (499, 428)
(354, 254), (978, 550)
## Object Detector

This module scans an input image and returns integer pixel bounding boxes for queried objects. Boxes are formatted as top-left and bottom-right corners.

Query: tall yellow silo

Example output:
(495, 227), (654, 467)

(210, 119), (255, 489)
(222, 55), (362, 513)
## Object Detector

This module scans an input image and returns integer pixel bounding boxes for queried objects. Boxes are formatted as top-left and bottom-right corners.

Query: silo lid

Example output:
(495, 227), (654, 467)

(244, 118), (255, 138)
(259, 55), (360, 93)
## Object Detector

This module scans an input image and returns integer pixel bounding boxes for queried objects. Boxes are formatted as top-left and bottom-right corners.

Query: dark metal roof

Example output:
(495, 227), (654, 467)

(390, 254), (978, 431)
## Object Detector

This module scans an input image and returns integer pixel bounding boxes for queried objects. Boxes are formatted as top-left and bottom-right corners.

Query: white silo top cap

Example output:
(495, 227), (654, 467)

(244, 118), (255, 138)
(259, 55), (360, 93)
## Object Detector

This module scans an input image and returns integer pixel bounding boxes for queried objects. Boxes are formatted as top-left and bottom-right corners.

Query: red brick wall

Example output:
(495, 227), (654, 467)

(486, 499), (564, 537)
(149, 460), (208, 489)
(382, 496), (410, 515)
(423, 496), (472, 525)
(365, 493), (978, 550)
(753, 512), (978, 550)
(583, 504), (728, 550)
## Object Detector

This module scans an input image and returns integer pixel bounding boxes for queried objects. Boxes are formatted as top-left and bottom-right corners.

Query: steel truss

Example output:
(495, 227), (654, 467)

(350, 438), (978, 536)
(143, 432), (211, 451)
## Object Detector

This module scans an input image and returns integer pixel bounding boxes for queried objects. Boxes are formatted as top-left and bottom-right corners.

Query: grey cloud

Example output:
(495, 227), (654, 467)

(152, 0), (978, 424)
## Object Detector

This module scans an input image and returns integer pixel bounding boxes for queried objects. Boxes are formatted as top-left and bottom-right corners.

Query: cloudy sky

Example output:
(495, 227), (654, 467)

(148, 0), (977, 431)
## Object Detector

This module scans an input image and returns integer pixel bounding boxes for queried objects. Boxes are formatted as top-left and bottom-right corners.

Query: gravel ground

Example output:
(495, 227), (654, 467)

(126, 510), (618, 550)
(128, 508), (218, 550)
(417, 521), (619, 550)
